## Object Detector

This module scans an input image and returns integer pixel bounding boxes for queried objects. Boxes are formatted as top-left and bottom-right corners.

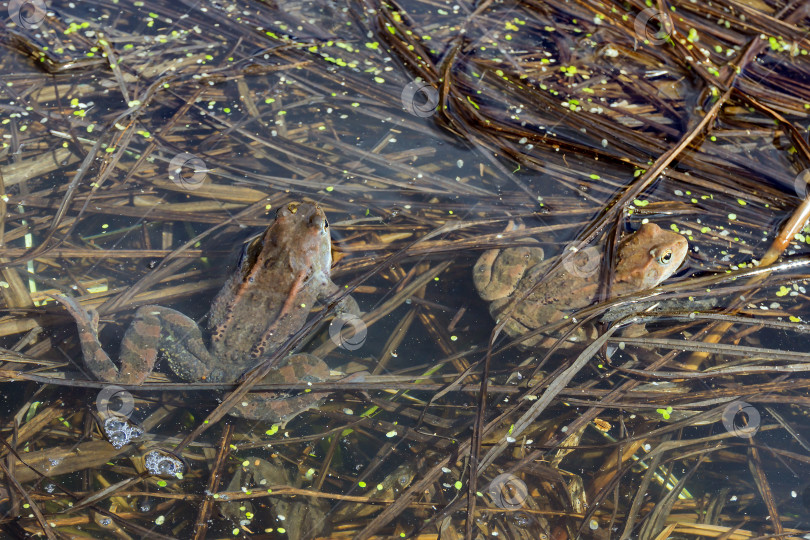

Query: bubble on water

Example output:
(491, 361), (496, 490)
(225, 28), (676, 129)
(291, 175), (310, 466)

(329, 313), (367, 350)
(137, 497), (154, 513)
(721, 400), (760, 439)
(8, 0), (47, 29)
(487, 473), (529, 509)
(633, 8), (673, 46)
(144, 450), (184, 477)
(400, 80), (439, 118)
(96, 385), (135, 419)
(512, 512), (532, 528)
(563, 246), (601, 278)
(168, 152), (208, 190)
(107, 430), (129, 449)
(103, 417), (144, 449)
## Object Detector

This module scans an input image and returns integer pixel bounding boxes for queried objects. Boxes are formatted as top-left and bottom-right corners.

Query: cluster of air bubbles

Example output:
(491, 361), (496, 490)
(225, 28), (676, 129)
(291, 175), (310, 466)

(103, 417), (143, 449)
(144, 450), (184, 477)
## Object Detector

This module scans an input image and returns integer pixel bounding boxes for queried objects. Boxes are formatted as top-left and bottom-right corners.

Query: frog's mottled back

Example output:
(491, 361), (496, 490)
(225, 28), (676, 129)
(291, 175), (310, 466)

(208, 201), (335, 374)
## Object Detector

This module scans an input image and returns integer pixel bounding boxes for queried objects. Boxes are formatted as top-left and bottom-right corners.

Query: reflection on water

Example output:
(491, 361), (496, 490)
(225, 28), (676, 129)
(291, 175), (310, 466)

(1, 0), (810, 537)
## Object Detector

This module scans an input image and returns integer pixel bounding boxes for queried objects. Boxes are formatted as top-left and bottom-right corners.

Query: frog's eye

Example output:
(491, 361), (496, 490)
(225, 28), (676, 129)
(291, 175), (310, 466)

(311, 213), (328, 229)
(656, 248), (673, 265)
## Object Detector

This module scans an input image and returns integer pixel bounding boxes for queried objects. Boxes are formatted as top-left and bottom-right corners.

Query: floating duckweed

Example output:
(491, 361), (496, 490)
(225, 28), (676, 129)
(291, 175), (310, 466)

(633, 199), (649, 207)
(728, 213), (737, 220)
(776, 286), (790, 297)
(589, 173), (600, 180)
(454, 481), (463, 490)
(737, 199), (747, 206)
(657, 406), (673, 420)
(670, 224), (680, 233)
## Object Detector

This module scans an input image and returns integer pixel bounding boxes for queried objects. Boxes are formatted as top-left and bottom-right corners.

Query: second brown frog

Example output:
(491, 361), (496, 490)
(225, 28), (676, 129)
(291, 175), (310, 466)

(473, 222), (688, 346)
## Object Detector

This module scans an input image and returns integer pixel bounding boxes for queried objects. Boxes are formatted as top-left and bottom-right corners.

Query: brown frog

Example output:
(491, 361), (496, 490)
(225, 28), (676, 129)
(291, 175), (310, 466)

(54, 201), (360, 425)
(473, 222), (688, 346)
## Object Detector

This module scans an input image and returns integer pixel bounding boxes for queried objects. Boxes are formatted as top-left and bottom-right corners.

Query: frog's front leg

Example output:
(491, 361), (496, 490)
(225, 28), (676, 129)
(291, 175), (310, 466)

(53, 295), (217, 384)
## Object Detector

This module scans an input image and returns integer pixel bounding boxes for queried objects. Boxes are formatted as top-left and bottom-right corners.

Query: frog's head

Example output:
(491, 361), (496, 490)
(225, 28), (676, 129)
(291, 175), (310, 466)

(614, 222), (688, 290)
(275, 201), (332, 269)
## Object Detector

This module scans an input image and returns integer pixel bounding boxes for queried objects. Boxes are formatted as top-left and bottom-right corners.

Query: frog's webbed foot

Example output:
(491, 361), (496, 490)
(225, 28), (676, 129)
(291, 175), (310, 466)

(51, 294), (122, 383)
(235, 365), (368, 429)
(227, 353), (363, 428)
(52, 295), (215, 385)
(229, 354), (329, 426)
(126, 305), (216, 383)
